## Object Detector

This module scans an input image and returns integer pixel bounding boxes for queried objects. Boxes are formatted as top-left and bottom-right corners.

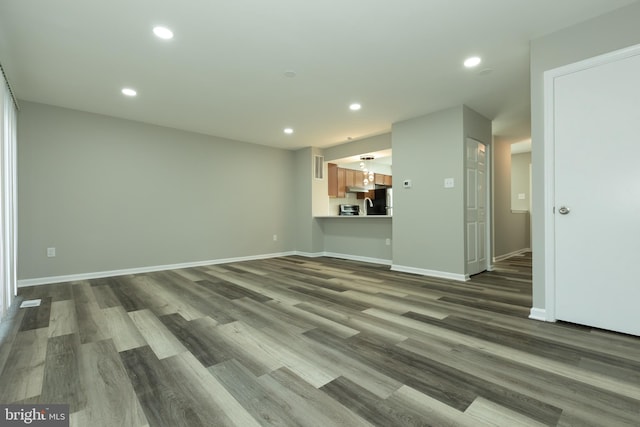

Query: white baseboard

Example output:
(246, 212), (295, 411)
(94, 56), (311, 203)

(293, 251), (324, 258)
(390, 264), (469, 281)
(321, 252), (392, 266)
(493, 248), (531, 263)
(17, 251), (297, 287)
(529, 307), (547, 321)
(19, 251), (465, 287)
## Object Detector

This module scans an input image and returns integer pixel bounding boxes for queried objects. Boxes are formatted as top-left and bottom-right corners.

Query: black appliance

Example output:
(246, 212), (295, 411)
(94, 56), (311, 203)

(339, 204), (360, 216)
(366, 189), (388, 215)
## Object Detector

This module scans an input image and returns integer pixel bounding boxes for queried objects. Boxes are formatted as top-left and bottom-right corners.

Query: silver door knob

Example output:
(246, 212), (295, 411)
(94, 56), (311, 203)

(558, 206), (570, 215)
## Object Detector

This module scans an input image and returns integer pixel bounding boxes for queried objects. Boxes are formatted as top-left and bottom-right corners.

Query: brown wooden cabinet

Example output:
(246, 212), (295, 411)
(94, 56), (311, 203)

(330, 164), (391, 198)
(337, 168), (346, 198)
(357, 189), (376, 199)
(345, 169), (357, 188)
(328, 163), (338, 197)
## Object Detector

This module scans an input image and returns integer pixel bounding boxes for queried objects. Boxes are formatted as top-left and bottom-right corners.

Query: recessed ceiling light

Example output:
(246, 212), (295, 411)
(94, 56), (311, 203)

(349, 103), (362, 111)
(121, 88), (137, 97)
(284, 70), (297, 78)
(153, 26), (174, 40)
(284, 128), (294, 134)
(464, 56), (482, 68)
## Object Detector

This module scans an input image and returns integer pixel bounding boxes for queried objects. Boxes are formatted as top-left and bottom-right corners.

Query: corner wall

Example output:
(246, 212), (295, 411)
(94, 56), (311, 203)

(392, 106), (465, 276)
(294, 147), (324, 255)
(18, 101), (296, 281)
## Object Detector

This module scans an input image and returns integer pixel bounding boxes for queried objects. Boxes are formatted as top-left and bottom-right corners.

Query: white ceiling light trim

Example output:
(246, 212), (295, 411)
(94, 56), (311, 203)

(349, 103), (362, 111)
(121, 88), (137, 97)
(283, 128), (294, 134)
(153, 26), (174, 40)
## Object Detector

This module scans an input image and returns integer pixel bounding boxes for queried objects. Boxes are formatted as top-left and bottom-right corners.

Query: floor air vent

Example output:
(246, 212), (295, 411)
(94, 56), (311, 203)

(20, 299), (42, 308)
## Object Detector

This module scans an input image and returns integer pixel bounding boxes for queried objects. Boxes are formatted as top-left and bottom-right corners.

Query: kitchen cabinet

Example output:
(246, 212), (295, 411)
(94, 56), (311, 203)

(357, 189), (376, 199)
(337, 168), (346, 198)
(345, 168), (357, 188)
(328, 163), (338, 197)
(330, 164), (391, 198)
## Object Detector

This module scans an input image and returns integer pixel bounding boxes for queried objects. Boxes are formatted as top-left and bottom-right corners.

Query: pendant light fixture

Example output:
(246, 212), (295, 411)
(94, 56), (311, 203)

(360, 155), (375, 188)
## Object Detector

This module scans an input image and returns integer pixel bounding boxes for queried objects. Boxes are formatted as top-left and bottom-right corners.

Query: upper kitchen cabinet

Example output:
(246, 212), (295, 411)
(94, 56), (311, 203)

(328, 163), (338, 197)
(327, 163), (348, 198)
(337, 168), (346, 198)
(384, 174), (392, 186)
(345, 168), (357, 189)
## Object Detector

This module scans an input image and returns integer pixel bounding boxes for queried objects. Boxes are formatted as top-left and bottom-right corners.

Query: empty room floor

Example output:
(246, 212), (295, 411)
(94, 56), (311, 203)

(1, 253), (639, 426)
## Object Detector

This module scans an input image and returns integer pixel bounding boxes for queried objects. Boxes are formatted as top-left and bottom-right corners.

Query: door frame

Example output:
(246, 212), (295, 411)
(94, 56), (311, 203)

(542, 43), (640, 322)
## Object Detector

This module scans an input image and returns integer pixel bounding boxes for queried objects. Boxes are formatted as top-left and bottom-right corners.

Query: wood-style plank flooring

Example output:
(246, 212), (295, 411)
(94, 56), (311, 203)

(1, 253), (639, 426)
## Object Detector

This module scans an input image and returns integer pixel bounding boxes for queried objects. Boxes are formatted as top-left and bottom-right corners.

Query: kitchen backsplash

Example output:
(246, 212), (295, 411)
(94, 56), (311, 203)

(328, 193), (366, 216)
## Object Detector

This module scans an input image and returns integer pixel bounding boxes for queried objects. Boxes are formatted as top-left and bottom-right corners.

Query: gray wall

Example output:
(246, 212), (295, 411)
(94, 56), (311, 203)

(18, 101), (296, 280)
(320, 218), (392, 262)
(392, 105), (491, 276)
(511, 152), (531, 212)
(493, 137), (530, 258)
(531, 2), (640, 308)
(294, 147), (324, 255)
(392, 106), (472, 275)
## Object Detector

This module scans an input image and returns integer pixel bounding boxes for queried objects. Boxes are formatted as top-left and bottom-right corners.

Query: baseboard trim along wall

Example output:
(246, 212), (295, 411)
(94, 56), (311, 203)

(390, 264), (469, 281)
(493, 248), (531, 263)
(293, 251), (324, 258)
(529, 307), (547, 321)
(18, 251), (467, 287)
(17, 251), (298, 287)
(322, 252), (392, 266)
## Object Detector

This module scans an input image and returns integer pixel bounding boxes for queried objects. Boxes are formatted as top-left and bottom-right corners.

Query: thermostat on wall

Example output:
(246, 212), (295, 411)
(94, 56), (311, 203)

(403, 179), (412, 188)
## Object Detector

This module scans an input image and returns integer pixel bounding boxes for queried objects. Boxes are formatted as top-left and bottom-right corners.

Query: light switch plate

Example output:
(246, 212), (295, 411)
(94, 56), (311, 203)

(444, 178), (454, 188)
(518, 193), (526, 200)
(403, 179), (412, 189)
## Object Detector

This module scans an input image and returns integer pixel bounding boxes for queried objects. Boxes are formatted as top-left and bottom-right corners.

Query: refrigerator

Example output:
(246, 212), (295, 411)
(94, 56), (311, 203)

(368, 188), (394, 215)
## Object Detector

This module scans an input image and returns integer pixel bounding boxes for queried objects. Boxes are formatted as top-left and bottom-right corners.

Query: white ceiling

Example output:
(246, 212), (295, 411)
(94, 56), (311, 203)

(0, 0), (635, 150)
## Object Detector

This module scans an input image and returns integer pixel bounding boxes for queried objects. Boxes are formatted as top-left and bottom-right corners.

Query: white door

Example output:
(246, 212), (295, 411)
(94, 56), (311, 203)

(553, 48), (640, 336)
(465, 138), (487, 276)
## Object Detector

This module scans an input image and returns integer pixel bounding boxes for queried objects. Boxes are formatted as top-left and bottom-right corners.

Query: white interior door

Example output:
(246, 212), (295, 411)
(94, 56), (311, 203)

(466, 139), (487, 276)
(553, 48), (640, 336)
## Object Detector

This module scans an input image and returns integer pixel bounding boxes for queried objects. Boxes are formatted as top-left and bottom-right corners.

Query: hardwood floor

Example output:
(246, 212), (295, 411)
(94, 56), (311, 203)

(1, 253), (639, 426)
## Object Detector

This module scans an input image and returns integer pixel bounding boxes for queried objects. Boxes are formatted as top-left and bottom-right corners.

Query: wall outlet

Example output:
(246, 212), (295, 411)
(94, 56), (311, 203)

(518, 193), (526, 200)
(385, 238), (391, 246)
(273, 234), (278, 241)
(47, 247), (56, 257)
(444, 178), (454, 188)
